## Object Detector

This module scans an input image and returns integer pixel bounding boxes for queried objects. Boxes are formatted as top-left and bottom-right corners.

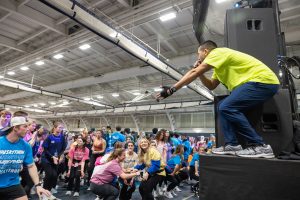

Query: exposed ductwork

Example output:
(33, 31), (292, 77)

(39, 0), (214, 101)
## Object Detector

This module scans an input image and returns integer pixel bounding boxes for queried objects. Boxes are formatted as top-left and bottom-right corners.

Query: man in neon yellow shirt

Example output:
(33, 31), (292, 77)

(156, 40), (279, 158)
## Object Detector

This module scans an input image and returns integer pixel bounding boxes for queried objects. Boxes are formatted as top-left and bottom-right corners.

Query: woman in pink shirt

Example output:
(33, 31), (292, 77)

(90, 148), (140, 200)
(66, 138), (90, 197)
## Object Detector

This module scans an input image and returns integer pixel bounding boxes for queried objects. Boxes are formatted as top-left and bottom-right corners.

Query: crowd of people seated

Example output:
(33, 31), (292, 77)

(0, 109), (216, 200)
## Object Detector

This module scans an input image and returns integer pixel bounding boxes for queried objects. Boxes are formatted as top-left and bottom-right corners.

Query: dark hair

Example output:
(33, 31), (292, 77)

(199, 40), (217, 51)
(152, 128), (158, 135)
(124, 128), (130, 134)
(155, 130), (164, 142)
(116, 126), (121, 131)
(114, 141), (123, 149)
(126, 141), (135, 149)
(13, 111), (28, 117)
(75, 138), (86, 150)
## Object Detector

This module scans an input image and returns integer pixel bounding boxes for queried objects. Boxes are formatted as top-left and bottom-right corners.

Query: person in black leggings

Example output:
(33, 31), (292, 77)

(41, 121), (67, 193)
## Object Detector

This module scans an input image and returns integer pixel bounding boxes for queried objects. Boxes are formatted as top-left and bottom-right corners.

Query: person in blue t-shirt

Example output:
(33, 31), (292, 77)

(41, 121), (67, 192)
(181, 134), (192, 162)
(0, 116), (50, 199)
(164, 145), (185, 198)
(189, 147), (200, 181)
(105, 126), (125, 153)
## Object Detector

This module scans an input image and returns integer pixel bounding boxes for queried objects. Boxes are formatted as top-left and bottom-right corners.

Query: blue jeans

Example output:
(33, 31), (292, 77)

(217, 82), (279, 146)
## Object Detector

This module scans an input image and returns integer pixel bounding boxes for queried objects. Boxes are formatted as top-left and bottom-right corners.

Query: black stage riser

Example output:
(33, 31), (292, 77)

(199, 155), (300, 200)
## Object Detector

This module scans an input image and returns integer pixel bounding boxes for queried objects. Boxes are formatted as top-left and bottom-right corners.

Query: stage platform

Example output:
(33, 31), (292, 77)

(199, 154), (300, 200)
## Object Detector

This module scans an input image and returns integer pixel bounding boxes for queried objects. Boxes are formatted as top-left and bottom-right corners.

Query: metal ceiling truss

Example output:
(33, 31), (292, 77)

(39, 0), (214, 101)
(32, 100), (212, 119)
(0, 77), (112, 108)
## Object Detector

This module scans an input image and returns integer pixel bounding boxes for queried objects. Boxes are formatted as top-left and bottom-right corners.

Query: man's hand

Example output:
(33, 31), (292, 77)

(80, 170), (85, 178)
(193, 59), (202, 68)
(155, 86), (176, 102)
(36, 186), (51, 198)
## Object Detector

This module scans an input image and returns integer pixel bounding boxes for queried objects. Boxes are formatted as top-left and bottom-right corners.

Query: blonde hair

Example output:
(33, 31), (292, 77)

(107, 148), (125, 162)
(138, 138), (150, 163)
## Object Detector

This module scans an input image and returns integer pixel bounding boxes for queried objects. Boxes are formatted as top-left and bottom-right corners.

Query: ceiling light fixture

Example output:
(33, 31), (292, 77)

(79, 44), (91, 50)
(20, 66), (29, 71)
(0, 75), (4, 78)
(160, 12), (176, 22)
(84, 97), (91, 101)
(53, 54), (64, 59)
(97, 95), (104, 99)
(35, 60), (45, 66)
(49, 102), (56, 105)
(112, 93), (119, 97)
(133, 92), (141, 96)
(183, 85), (187, 88)
(7, 71), (15, 76)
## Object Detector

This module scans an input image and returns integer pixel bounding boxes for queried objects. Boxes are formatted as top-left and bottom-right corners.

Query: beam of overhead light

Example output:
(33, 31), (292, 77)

(7, 71), (15, 76)
(20, 66), (29, 71)
(35, 60), (45, 66)
(160, 12), (176, 22)
(112, 93), (119, 97)
(79, 44), (91, 50)
(53, 54), (64, 59)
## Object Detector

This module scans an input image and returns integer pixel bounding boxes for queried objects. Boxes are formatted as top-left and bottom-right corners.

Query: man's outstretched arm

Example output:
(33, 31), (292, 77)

(173, 62), (213, 90)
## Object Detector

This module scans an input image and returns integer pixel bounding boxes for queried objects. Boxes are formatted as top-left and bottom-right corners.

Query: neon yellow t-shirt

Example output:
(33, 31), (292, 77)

(203, 48), (279, 91)
(143, 147), (166, 176)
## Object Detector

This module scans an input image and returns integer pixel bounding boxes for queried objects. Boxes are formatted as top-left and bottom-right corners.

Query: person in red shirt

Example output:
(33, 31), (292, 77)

(66, 137), (90, 197)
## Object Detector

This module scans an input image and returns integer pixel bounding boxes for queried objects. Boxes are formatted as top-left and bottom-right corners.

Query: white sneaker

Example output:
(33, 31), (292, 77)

(174, 186), (181, 192)
(51, 188), (58, 194)
(87, 186), (91, 191)
(65, 191), (72, 195)
(73, 192), (79, 197)
(162, 185), (167, 192)
(153, 190), (158, 198)
(158, 187), (164, 195)
(164, 191), (174, 199)
(94, 196), (100, 200)
(55, 185), (59, 189)
(171, 190), (177, 196)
